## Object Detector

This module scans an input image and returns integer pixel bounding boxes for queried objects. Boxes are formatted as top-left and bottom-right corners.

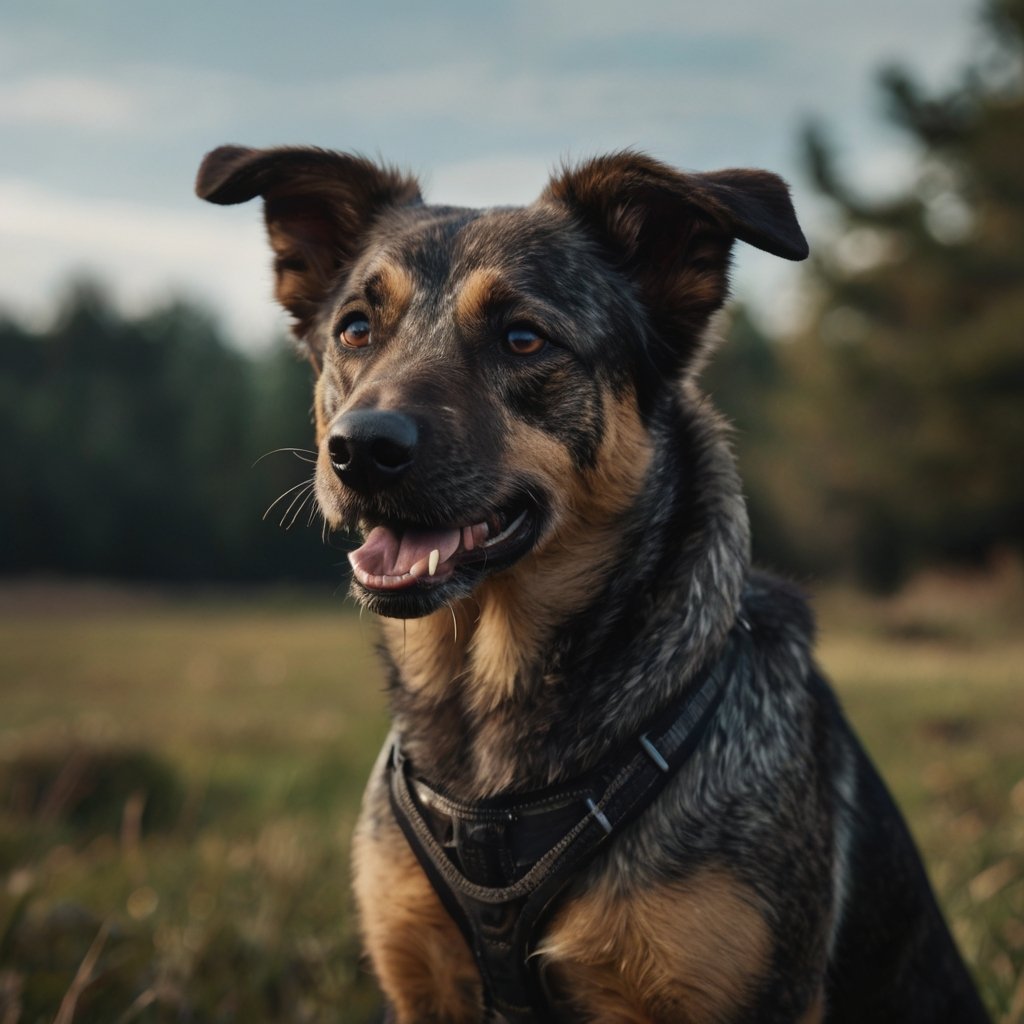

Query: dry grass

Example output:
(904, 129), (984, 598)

(0, 569), (1020, 1022)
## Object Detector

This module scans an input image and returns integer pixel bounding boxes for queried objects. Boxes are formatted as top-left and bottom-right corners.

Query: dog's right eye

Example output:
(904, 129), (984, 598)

(504, 326), (547, 357)
(340, 317), (372, 349)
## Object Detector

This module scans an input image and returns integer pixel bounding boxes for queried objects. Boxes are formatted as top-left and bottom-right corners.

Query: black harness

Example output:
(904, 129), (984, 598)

(386, 628), (744, 1022)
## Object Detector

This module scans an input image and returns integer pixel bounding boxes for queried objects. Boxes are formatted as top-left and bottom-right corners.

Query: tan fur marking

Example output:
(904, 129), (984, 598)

(353, 819), (480, 1022)
(538, 869), (771, 1024)
(453, 268), (507, 330)
(464, 392), (652, 711)
(379, 602), (473, 698)
(369, 260), (416, 327)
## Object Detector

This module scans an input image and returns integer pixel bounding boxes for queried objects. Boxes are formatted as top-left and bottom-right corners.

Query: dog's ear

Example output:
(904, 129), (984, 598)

(196, 145), (421, 362)
(541, 152), (807, 365)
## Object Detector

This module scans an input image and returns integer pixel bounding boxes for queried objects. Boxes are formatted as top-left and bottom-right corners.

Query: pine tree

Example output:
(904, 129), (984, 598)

(781, 0), (1024, 587)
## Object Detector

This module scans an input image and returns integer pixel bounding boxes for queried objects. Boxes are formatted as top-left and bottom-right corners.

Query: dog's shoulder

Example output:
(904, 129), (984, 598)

(742, 568), (816, 649)
(733, 569), (821, 721)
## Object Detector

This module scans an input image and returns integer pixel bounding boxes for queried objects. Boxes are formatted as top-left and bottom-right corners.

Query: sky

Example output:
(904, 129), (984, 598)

(0, 0), (986, 346)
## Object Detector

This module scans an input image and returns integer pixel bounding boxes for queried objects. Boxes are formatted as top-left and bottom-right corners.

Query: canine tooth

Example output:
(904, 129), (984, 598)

(485, 508), (528, 547)
(428, 549), (440, 576)
(463, 526), (475, 552)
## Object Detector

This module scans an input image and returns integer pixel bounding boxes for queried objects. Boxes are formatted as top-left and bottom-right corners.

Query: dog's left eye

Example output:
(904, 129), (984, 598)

(340, 316), (372, 349)
(504, 327), (546, 356)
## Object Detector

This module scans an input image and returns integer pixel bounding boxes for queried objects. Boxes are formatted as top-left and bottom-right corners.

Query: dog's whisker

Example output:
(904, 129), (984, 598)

(263, 477), (314, 521)
(284, 485), (317, 530)
(252, 446), (318, 468)
(292, 484), (318, 525)
(279, 481), (314, 528)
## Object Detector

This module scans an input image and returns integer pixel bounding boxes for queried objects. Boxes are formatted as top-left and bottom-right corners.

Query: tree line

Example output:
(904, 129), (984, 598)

(707, 0), (1024, 588)
(2, 0), (1021, 588)
(0, 284), (341, 582)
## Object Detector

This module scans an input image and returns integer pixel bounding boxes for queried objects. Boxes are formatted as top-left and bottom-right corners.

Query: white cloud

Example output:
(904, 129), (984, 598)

(0, 64), (254, 140)
(426, 155), (553, 208)
(0, 74), (143, 131)
(0, 179), (284, 345)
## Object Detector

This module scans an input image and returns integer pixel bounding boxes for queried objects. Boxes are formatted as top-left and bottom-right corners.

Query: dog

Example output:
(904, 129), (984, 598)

(196, 146), (990, 1023)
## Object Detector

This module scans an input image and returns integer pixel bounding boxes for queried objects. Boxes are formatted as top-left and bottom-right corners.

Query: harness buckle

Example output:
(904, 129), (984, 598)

(639, 733), (670, 772)
(584, 796), (613, 835)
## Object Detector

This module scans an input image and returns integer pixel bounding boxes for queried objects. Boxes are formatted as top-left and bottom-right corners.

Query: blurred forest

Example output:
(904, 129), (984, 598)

(708, 0), (1024, 589)
(0, 286), (338, 583)
(2, 0), (1022, 590)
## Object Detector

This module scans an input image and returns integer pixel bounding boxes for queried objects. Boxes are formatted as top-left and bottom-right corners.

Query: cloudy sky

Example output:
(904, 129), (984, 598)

(1, 0), (984, 344)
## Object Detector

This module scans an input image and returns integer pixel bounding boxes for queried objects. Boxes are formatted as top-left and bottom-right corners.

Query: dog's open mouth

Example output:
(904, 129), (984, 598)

(348, 500), (537, 594)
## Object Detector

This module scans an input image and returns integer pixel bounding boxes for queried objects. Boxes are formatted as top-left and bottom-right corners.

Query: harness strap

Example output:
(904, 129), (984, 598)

(387, 630), (744, 1023)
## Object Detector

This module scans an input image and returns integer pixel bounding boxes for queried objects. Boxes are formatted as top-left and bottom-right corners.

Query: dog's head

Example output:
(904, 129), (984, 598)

(197, 147), (806, 619)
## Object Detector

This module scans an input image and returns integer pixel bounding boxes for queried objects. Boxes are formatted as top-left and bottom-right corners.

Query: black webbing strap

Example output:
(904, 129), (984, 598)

(386, 629), (743, 1023)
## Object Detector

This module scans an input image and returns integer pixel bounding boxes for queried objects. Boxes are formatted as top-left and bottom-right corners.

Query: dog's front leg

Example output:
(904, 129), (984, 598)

(353, 767), (482, 1023)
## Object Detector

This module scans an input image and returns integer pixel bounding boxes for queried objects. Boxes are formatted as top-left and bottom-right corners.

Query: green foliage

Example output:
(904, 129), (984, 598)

(777, 0), (1024, 587)
(0, 281), (342, 582)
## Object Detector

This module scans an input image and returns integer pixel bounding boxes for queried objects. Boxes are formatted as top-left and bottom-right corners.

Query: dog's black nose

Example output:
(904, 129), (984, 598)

(328, 409), (418, 493)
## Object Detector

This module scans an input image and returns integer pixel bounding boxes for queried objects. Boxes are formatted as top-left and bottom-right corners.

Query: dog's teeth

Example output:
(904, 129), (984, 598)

(428, 549), (440, 576)
(463, 526), (475, 552)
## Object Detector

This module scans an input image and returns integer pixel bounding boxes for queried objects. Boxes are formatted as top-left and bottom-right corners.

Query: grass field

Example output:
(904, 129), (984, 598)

(0, 570), (1021, 1023)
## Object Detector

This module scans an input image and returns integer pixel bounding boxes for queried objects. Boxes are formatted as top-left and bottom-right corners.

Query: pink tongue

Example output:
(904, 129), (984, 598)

(350, 524), (462, 578)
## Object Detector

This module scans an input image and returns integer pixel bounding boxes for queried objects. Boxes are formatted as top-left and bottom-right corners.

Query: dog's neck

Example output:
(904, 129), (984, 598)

(377, 386), (750, 798)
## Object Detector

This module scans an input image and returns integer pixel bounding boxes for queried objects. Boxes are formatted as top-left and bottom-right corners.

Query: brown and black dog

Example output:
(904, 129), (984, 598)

(196, 146), (990, 1023)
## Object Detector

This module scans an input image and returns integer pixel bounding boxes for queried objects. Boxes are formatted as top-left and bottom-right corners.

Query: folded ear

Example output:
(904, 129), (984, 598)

(196, 145), (421, 359)
(541, 152), (807, 362)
